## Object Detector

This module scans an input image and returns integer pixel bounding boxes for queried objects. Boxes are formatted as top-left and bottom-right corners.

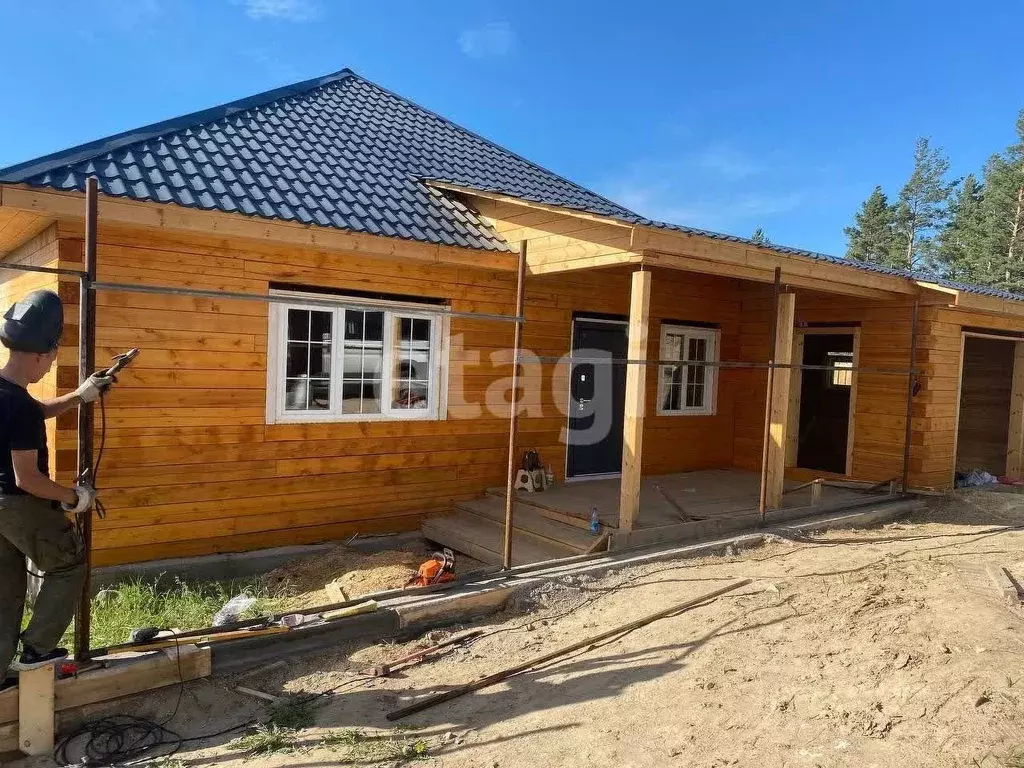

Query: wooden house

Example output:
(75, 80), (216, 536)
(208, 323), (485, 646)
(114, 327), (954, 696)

(0, 69), (1021, 566)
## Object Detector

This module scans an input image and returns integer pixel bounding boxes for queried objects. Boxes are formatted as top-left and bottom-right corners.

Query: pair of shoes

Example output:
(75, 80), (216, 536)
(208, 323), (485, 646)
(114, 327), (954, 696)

(10, 646), (68, 672)
(0, 677), (16, 692)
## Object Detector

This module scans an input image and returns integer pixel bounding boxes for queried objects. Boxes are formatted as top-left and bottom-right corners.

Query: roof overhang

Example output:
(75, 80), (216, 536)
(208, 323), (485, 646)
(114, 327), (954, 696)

(0, 184), (521, 271)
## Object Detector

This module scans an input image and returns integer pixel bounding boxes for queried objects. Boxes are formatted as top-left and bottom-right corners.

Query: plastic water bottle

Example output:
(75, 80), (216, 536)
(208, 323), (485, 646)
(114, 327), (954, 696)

(589, 507), (600, 535)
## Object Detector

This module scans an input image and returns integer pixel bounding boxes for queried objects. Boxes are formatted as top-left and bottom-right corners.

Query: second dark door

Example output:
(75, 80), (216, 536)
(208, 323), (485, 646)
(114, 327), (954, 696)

(797, 333), (854, 474)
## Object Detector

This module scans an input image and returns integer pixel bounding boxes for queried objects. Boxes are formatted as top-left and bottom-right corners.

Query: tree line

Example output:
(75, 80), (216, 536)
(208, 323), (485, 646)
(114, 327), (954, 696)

(843, 110), (1024, 290)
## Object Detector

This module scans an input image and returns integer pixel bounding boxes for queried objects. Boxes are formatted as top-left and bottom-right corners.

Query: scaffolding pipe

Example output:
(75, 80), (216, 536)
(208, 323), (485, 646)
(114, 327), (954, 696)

(758, 267), (782, 519)
(901, 296), (920, 493)
(541, 356), (919, 376)
(502, 242), (528, 570)
(73, 178), (98, 662)
(0, 263), (88, 278)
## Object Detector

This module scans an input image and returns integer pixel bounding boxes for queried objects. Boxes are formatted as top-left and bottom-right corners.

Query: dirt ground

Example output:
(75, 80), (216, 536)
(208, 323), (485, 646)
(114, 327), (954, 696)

(24, 490), (1024, 768)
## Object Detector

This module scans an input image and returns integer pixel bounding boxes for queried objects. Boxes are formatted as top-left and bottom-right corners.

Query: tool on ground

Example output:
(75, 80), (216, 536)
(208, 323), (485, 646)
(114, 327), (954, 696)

(387, 578), (753, 720)
(128, 626), (161, 644)
(368, 629), (485, 677)
(406, 549), (457, 588)
(653, 483), (700, 522)
(321, 600), (379, 621)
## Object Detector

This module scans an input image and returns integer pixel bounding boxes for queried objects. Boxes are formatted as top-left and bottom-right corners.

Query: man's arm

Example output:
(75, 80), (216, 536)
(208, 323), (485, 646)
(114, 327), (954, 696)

(39, 372), (115, 419)
(39, 391), (81, 420)
(11, 450), (76, 506)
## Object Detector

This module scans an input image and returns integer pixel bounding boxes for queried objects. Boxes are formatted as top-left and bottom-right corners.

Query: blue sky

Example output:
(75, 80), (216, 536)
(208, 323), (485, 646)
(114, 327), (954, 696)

(0, 0), (1020, 256)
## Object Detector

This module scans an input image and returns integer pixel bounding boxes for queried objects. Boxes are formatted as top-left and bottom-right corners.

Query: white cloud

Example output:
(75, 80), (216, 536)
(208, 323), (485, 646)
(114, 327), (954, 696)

(693, 142), (764, 181)
(458, 21), (515, 59)
(241, 0), (319, 21)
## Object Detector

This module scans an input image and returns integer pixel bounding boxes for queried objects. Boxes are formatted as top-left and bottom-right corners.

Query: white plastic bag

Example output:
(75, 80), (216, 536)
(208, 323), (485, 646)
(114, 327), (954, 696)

(212, 594), (257, 626)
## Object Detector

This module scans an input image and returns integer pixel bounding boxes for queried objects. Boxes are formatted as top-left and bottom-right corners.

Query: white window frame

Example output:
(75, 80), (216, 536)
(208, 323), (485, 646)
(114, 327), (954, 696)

(266, 290), (450, 424)
(656, 324), (719, 416)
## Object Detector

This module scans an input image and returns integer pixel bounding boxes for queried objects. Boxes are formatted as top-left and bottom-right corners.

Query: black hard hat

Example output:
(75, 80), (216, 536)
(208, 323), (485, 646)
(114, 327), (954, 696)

(1, 290), (64, 353)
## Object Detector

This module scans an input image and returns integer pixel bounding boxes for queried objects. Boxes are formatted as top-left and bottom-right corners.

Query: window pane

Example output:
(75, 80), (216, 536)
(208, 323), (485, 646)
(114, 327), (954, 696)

(686, 383), (705, 409)
(399, 317), (412, 341)
(688, 337), (707, 361)
(663, 383), (681, 411)
(308, 380), (330, 410)
(412, 318), (430, 342)
(310, 311), (332, 342)
(286, 343), (309, 377)
(287, 309), (310, 341)
(689, 364), (705, 386)
(344, 310), (364, 341)
(362, 380), (382, 414)
(365, 311), (384, 341)
(362, 348), (382, 377)
(341, 381), (362, 414)
(309, 344), (331, 377)
(285, 379), (308, 410)
(391, 316), (433, 412)
(342, 348), (361, 379)
(662, 333), (683, 361)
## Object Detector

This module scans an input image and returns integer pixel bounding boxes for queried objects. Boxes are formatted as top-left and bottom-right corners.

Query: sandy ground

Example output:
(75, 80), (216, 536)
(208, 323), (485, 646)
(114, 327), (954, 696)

(268, 539), (484, 609)
(20, 490), (1024, 768)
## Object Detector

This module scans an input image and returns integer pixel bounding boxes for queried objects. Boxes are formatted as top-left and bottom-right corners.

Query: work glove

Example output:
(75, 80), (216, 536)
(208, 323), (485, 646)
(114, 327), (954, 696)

(75, 372), (115, 403)
(61, 483), (96, 515)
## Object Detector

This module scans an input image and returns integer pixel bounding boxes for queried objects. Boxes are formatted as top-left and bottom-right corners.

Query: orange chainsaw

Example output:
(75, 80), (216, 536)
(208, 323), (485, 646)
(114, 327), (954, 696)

(406, 548), (456, 587)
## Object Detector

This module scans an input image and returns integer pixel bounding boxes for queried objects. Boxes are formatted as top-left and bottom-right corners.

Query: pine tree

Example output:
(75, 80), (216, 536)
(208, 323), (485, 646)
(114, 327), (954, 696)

(892, 137), (955, 273)
(750, 227), (770, 246)
(980, 110), (1024, 289)
(844, 186), (898, 267)
(938, 174), (987, 282)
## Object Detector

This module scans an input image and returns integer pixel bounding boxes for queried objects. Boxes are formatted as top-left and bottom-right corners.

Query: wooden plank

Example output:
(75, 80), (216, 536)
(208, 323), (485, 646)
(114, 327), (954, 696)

(17, 664), (54, 756)
(1007, 342), (1024, 478)
(765, 293), (796, 508)
(619, 270), (652, 531)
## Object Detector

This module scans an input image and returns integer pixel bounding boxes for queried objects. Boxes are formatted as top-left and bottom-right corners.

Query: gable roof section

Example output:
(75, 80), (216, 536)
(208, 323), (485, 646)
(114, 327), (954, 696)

(0, 69), (636, 253)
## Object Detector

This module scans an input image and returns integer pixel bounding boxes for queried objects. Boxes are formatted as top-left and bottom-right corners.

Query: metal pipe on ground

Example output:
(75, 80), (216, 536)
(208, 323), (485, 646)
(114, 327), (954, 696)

(386, 578), (753, 720)
(74, 177), (98, 663)
(502, 241), (528, 570)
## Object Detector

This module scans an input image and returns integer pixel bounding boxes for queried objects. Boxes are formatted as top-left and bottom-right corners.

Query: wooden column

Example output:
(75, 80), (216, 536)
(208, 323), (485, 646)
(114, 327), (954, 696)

(764, 292), (796, 510)
(618, 270), (651, 531)
(1007, 341), (1024, 478)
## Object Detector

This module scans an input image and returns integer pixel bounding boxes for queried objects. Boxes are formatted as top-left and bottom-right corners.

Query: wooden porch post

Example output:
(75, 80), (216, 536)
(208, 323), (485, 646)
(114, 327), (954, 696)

(1007, 342), (1024, 478)
(619, 269), (651, 531)
(764, 291), (796, 510)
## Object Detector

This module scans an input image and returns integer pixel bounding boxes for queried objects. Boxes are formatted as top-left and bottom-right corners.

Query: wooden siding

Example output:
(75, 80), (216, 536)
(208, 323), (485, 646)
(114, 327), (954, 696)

(955, 336), (1014, 475)
(41, 229), (746, 565)
(0, 224), (60, 472)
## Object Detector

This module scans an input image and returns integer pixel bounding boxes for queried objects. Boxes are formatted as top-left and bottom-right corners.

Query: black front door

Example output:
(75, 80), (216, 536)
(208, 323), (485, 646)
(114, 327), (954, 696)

(797, 333), (854, 474)
(566, 318), (628, 477)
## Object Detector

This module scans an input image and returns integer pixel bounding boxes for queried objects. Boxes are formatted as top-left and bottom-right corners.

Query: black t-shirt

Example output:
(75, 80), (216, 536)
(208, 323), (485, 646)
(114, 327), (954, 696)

(0, 376), (48, 495)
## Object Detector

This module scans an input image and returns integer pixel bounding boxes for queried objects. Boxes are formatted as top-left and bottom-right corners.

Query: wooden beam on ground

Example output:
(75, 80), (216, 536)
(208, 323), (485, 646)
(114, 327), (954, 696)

(1008, 342), (1024, 478)
(0, 645), (211, 731)
(619, 270), (651, 531)
(17, 665), (54, 756)
(765, 292), (797, 510)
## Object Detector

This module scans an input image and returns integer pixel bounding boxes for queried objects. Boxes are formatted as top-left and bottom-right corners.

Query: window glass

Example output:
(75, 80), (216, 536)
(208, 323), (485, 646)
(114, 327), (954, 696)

(341, 309), (384, 415)
(284, 308), (332, 411)
(658, 324), (717, 415)
(392, 316), (432, 410)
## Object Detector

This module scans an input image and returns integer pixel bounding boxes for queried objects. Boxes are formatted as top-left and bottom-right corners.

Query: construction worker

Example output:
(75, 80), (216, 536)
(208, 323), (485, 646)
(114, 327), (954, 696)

(0, 290), (113, 688)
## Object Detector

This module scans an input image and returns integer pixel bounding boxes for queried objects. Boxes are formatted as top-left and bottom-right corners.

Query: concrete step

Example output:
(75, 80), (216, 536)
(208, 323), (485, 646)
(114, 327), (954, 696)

(422, 510), (578, 567)
(455, 497), (598, 552)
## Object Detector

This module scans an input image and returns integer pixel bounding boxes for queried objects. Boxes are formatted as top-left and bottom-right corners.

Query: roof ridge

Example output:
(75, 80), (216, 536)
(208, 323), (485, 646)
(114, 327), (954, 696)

(0, 68), (357, 182)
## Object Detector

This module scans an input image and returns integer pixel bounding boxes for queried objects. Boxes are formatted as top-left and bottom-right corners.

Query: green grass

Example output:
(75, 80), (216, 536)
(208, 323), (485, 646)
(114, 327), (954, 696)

(319, 729), (431, 763)
(22, 575), (285, 650)
(229, 724), (300, 758)
(268, 695), (316, 730)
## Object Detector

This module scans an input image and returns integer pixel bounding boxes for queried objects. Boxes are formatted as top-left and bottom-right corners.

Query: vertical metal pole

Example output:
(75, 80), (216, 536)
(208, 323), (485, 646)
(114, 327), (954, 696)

(758, 267), (782, 520)
(73, 178), (98, 661)
(900, 295), (920, 494)
(502, 241), (528, 570)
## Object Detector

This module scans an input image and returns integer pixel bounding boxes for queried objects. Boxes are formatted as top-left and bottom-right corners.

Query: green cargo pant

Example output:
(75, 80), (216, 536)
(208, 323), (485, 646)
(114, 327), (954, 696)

(0, 494), (86, 674)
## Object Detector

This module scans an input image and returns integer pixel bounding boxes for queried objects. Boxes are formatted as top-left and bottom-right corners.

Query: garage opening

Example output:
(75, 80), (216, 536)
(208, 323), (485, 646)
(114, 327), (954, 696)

(955, 336), (1016, 478)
